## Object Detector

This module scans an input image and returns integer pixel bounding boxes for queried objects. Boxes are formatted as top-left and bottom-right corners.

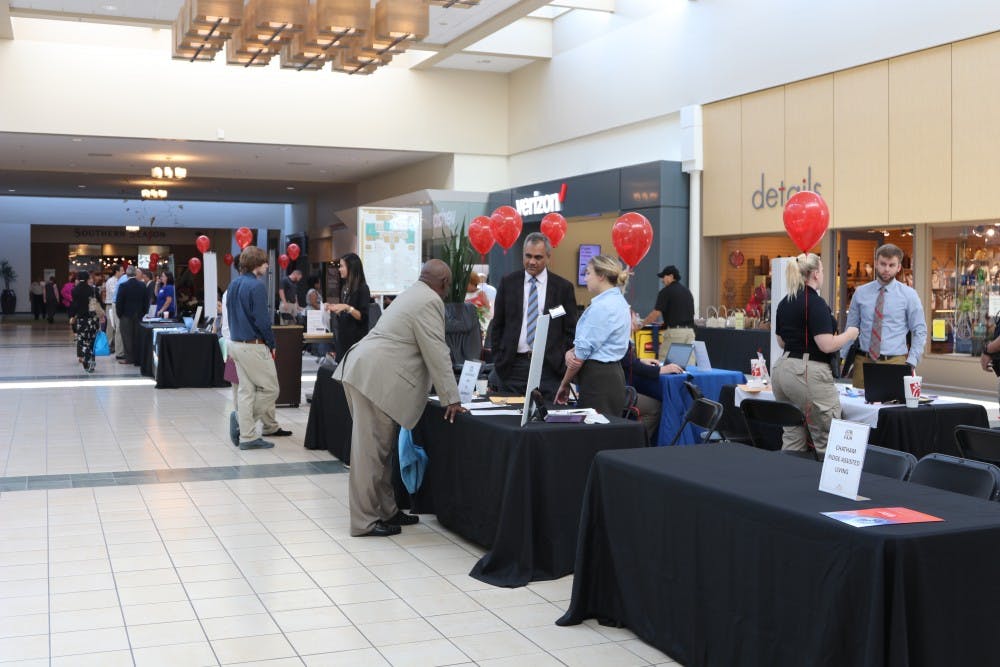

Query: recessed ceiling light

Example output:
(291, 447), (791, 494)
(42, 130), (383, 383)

(286, 186), (295, 190)
(476, 59), (492, 64)
(71, 138), (83, 142)
(101, 4), (118, 10)
(7, 189), (15, 193)
(78, 185), (87, 189)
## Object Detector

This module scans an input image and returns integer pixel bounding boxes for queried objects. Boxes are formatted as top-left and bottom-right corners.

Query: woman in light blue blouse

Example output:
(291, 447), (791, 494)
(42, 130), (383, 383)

(555, 255), (632, 416)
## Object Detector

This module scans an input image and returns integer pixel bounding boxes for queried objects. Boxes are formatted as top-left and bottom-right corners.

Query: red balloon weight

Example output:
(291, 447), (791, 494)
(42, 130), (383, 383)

(235, 227), (253, 250)
(489, 206), (523, 253)
(195, 235), (211, 254)
(187, 257), (202, 275)
(611, 212), (654, 269)
(148, 253), (159, 271)
(782, 191), (830, 253)
(286, 243), (301, 261)
(468, 216), (495, 257)
(540, 212), (568, 248)
(278, 254), (290, 270)
(223, 252), (234, 266)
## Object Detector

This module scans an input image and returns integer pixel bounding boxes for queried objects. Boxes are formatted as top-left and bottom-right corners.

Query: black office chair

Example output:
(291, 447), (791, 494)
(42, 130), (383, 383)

(622, 385), (640, 421)
(715, 385), (753, 445)
(954, 425), (1000, 467)
(367, 302), (382, 331)
(668, 397), (723, 446)
(863, 445), (917, 481)
(909, 453), (1000, 501)
(740, 398), (816, 458)
(444, 303), (492, 378)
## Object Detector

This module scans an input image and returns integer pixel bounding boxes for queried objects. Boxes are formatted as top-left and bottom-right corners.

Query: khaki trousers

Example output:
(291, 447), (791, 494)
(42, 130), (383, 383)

(228, 341), (280, 441)
(658, 327), (696, 363)
(851, 354), (908, 388)
(342, 383), (398, 536)
(105, 306), (119, 352)
(634, 392), (662, 441)
(771, 355), (841, 457)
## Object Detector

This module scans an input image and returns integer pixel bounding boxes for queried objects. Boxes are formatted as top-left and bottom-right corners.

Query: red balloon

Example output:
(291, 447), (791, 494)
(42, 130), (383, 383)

(148, 253), (159, 271)
(235, 227), (253, 250)
(195, 235), (211, 254)
(286, 243), (301, 261)
(540, 212), (568, 248)
(278, 254), (290, 270)
(782, 191), (830, 253)
(223, 252), (234, 266)
(187, 257), (202, 275)
(489, 206), (523, 253)
(612, 212), (653, 268)
(468, 216), (495, 257)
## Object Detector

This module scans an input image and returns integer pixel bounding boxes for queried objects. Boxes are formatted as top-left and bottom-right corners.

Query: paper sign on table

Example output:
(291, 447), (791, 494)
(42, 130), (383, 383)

(822, 507), (943, 527)
(306, 309), (327, 334)
(818, 419), (871, 500)
(693, 341), (712, 370)
(457, 360), (482, 403)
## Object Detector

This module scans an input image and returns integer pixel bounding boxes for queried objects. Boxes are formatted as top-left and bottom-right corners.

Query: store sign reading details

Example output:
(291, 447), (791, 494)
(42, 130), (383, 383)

(751, 167), (822, 209)
(515, 184), (567, 216)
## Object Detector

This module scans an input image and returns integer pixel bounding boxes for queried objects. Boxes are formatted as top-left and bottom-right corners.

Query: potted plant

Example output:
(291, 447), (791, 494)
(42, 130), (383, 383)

(439, 223), (480, 365)
(0, 260), (16, 315)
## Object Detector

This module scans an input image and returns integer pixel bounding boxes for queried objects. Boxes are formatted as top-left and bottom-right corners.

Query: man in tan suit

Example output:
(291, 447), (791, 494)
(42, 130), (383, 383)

(335, 259), (464, 537)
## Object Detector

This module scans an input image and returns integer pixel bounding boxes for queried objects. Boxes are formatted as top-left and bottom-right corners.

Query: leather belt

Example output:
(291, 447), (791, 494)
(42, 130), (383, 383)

(234, 338), (266, 344)
(785, 351), (831, 363)
(856, 350), (894, 361)
(515, 351), (532, 358)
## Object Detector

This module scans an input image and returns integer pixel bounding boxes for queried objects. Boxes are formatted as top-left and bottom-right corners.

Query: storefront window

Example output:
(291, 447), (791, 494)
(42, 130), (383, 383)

(929, 224), (998, 355)
(717, 234), (817, 326)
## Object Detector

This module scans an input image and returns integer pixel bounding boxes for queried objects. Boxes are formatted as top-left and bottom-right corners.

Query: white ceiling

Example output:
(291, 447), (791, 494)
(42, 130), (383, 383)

(0, 1), (612, 202)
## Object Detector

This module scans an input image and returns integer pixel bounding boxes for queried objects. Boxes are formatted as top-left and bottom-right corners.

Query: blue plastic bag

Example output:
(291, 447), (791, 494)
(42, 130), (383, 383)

(94, 330), (110, 356)
(398, 428), (429, 494)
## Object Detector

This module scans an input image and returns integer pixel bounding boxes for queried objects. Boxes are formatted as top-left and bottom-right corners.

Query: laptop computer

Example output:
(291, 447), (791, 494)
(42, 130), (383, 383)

(863, 363), (909, 404)
(665, 342), (694, 368)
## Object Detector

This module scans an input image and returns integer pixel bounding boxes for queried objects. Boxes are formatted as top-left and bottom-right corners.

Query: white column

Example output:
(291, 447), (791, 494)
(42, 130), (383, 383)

(680, 105), (703, 314)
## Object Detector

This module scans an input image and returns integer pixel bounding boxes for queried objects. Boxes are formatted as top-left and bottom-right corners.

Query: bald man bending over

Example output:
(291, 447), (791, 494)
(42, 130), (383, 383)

(334, 259), (465, 537)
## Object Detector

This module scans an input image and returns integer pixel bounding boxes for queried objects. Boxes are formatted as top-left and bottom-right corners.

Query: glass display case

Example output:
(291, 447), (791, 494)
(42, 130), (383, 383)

(930, 225), (1000, 355)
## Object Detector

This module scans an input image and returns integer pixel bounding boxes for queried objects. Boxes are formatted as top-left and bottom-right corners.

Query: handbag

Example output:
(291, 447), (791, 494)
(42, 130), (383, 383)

(705, 306), (722, 328)
(94, 330), (110, 356)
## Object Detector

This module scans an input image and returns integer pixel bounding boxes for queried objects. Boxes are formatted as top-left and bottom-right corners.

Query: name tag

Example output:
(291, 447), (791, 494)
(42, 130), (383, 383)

(549, 305), (566, 319)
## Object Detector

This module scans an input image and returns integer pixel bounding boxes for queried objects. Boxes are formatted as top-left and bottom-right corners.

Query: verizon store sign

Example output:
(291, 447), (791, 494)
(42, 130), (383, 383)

(515, 184), (567, 216)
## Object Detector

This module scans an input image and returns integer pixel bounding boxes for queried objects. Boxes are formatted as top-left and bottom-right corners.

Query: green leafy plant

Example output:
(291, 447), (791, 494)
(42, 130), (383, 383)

(439, 221), (474, 304)
(0, 260), (15, 290)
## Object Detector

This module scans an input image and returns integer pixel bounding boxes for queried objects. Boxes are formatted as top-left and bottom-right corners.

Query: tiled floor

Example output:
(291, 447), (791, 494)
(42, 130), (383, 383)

(0, 318), (677, 666)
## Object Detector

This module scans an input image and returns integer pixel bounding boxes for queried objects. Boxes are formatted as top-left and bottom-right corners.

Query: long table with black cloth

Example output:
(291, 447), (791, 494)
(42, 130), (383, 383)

(693, 325), (771, 373)
(407, 403), (646, 587)
(136, 323), (228, 389)
(558, 443), (1000, 666)
(304, 365), (352, 464)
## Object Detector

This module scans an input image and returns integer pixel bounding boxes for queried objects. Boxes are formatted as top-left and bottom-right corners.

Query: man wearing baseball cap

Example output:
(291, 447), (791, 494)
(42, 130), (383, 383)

(640, 265), (695, 362)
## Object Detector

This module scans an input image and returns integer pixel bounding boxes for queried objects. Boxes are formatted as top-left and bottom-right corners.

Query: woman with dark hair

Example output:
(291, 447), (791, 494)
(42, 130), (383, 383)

(326, 253), (370, 360)
(156, 271), (176, 318)
(68, 271), (104, 373)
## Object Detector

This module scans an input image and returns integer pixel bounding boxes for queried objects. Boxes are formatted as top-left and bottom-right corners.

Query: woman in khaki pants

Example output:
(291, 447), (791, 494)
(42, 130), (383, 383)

(772, 254), (858, 458)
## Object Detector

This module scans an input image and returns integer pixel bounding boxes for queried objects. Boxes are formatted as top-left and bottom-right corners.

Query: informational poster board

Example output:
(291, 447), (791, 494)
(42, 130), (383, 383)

(358, 207), (422, 294)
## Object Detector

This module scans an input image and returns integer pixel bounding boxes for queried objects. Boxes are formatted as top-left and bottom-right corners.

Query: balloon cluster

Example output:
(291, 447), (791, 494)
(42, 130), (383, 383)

(782, 191), (830, 252)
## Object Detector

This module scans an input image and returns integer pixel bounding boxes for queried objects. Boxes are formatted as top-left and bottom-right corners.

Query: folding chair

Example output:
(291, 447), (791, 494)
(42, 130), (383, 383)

(683, 380), (703, 401)
(622, 385), (640, 421)
(954, 425), (1000, 468)
(862, 444), (917, 481)
(909, 453), (1000, 501)
(740, 398), (816, 459)
(668, 397), (723, 446)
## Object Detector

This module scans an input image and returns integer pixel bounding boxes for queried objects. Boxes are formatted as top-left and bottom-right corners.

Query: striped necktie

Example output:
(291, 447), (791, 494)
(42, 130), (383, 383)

(869, 286), (886, 361)
(525, 277), (539, 347)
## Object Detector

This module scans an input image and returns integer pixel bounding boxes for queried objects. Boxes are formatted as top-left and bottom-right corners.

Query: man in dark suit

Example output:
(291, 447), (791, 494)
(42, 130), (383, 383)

(115, 266), (150, 365)
(489, 232), (578, 398)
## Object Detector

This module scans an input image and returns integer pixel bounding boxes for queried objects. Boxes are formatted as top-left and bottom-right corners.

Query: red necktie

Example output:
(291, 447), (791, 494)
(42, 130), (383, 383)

(869, 286), (885, 361)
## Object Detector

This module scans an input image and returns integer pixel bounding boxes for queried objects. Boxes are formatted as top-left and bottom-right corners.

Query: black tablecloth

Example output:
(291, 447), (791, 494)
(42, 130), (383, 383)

(155, 332), (228, 389)
(558, 444), (1000, 667)
(410, 403), (646, 587)
(304, 366), (352, 464)
(694, 326), (770, 373)
(136, 323), (181, 377)
(872, 402), (989, 458)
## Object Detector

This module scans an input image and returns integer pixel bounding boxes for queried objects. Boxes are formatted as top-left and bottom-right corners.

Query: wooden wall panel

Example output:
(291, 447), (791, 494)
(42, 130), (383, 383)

(740, 88), (785, 234)
(889, 45), (951, 224)
(953, 33), (1000, 221)
(702, 98), (742, 237)
(833, 61), (889, 229)
(785, 75), (834, 224)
